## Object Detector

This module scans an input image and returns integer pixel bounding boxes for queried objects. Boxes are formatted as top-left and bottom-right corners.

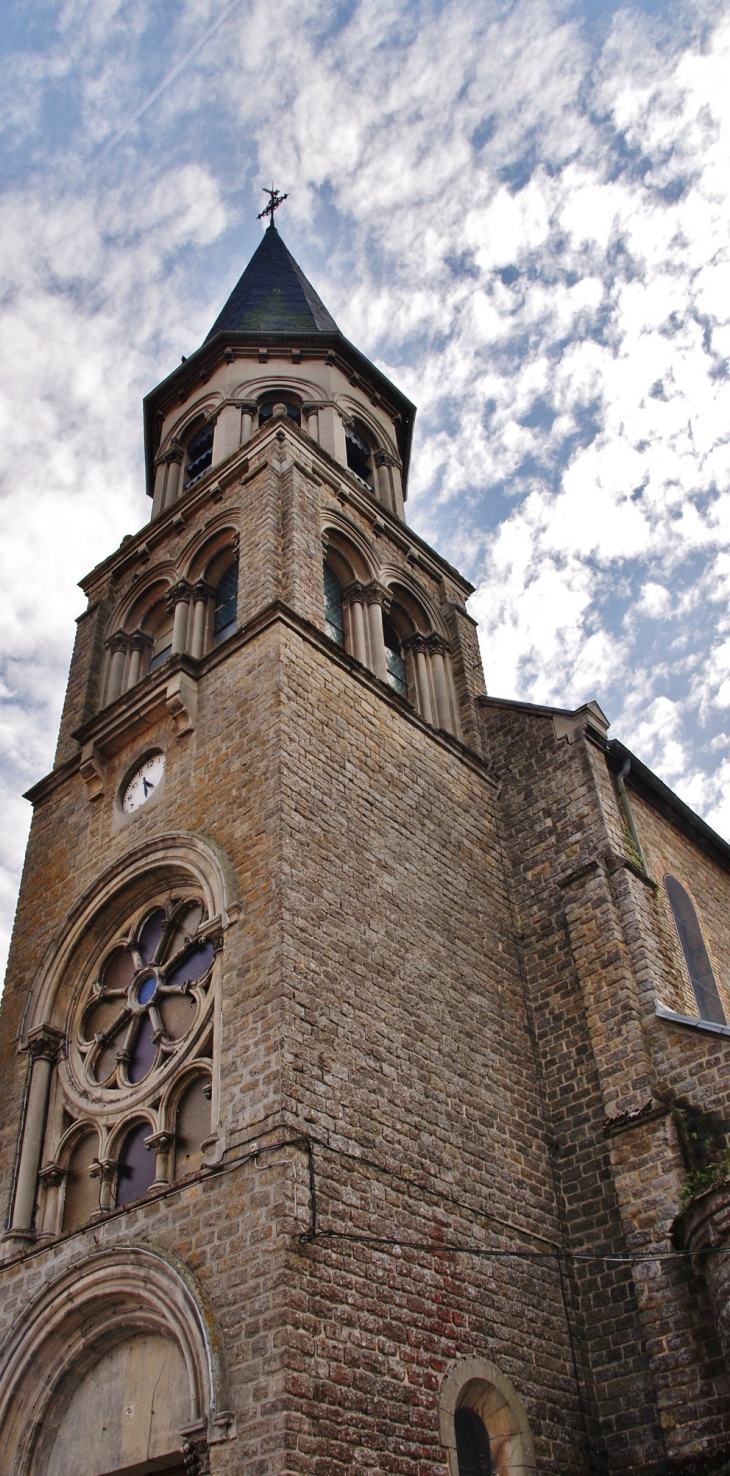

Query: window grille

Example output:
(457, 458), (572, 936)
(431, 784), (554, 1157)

(324, 565), (344, 646)
(346, 427), (374, 490)
(185, 422), (214, 487)
(383, 617), (407, 697)
(214, 562), (238, 644)
(455, 1407), (492, 1476)
(665, 874), (726, 1025)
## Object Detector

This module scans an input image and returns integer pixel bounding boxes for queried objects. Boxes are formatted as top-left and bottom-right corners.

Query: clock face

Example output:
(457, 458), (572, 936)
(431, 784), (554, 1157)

(122, 752), (166, 814)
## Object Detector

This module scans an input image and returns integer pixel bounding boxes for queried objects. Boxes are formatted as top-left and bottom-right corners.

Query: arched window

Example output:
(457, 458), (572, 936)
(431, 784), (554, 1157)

(665, 875), (726, 1025)
(115, 1122), (157, 1207)
(184, 420), (214, 488)
(61, 1130), (99, 1233)
(149, 608), (173, 672)
(346, 424), (374, 491)
(174, 1077), (211, 1180)
(324, 564), (344, 647)
(258, 399), (301, 426)
(213, 561), (238, 644)
(455, 1408), (492, 1476)
(383, 617), (407, 697)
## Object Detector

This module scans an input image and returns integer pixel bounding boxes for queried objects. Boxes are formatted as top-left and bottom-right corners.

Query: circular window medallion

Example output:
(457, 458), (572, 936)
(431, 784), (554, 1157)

(70, 897), (216, 1101)
(122, 752), (166, 813)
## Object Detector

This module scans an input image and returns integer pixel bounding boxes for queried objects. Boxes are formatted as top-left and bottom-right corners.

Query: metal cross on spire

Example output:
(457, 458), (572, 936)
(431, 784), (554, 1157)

(258, 184), (288, 228)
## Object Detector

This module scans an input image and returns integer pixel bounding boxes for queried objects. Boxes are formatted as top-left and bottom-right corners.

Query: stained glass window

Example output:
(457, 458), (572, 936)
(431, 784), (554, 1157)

(324, 565), (344, 646)
(665, 875), (726, 1025)
(455, 1408), (492, 1476)
(214, 562), (238, 644)
(116, 1121), (157, 1206)
(383, 617), (407, 698)
(78, 899), (215, 1092)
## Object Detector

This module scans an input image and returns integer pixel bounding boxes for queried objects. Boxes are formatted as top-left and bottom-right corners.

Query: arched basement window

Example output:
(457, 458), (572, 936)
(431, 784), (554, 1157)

(214, 562), (238, 644)
(258, 400), (301, 426)
(455, 1407), (492, 1476)
(324, 564), (344, 646)
(346, 425), (374, 490)
(665, 874), (726, 1025)
(185, 421), (214, 487)
(116, 1122), (157, 1207)
(383, 617), (407, 698)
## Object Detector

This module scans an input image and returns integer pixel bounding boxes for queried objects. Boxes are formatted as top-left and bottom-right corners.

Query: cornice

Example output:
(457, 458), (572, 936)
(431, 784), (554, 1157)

(24, 602), (492, 808)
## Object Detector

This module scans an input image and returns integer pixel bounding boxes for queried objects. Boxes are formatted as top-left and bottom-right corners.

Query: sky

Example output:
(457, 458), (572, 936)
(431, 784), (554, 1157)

(0, 0), (729, 976)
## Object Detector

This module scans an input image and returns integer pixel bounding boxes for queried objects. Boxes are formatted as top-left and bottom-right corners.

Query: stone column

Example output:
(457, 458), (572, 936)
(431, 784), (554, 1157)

(5, 1026), (63, 1244)
(318, 404), (348, 467)
(428, 636), (453, 734)
(344, 583), (369, 667)
(167, 581), (193, 656)
(90, 1158), (118, 1214)
(364, 584), (389, 683)
(190, 581), (214, 660)
(406, 635), (435, 726)
(675, 1184), (730, 1372)
(145, 1130), (175, 1191)
(106, 632), (129, 704)
(374, 451), (396, 514)
(153, 440), (184, 517)
(126, 630), (153, 690)
(211, 403), (240, 465)
(302, 403), (320, 443)
(240, 401), (257, 444)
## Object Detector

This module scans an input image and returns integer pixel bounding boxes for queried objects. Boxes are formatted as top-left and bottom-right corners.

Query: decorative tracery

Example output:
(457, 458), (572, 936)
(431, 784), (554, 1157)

(76, 900), (215, 1093)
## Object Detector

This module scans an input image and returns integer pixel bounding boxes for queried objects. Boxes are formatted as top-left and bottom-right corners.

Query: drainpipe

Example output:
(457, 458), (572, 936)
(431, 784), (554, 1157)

(615, 758), (649, 875)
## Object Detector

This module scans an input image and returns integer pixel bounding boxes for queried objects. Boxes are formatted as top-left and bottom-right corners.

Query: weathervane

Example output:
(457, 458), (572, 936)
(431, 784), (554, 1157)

(258, 184), (288, 228)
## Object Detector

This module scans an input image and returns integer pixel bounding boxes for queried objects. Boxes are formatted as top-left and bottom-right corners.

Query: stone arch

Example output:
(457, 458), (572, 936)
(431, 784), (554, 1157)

(322, 516), (376, 586)
(21, 832), (234, 1044)
(0, 1243), (233, 1475)
(101, 570), (177, 702)
(183, 519), (239, 585)
(161, 395), (223, 460)
(439, 1357), (535, 1476)
(380, 574), (459, 735)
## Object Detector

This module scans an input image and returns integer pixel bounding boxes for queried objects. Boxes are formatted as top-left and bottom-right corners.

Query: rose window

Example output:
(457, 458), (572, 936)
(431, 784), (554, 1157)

(77, 899), (215, 1092)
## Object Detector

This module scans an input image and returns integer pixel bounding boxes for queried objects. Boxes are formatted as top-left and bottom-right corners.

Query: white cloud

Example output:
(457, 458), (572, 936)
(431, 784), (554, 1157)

(1, 0), (730, 983)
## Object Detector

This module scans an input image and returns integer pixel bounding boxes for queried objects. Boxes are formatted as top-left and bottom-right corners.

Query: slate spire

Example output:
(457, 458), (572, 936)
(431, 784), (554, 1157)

(205, 223), (338, 339)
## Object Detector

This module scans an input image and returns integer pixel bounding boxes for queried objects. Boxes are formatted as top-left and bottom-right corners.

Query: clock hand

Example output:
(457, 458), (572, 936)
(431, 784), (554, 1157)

(142, 777), (155, 797)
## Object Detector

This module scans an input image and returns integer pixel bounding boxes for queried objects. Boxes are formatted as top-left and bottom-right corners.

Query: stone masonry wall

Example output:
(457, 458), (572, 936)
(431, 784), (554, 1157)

(479, 697), (730, 1474)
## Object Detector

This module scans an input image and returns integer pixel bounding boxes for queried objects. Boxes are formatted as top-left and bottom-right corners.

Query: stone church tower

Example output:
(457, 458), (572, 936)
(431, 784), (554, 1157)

(2, 213), (730, 1476)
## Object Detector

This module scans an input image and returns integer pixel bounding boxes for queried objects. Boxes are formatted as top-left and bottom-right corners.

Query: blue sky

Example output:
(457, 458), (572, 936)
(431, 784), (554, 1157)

(0, 0), (729, 974)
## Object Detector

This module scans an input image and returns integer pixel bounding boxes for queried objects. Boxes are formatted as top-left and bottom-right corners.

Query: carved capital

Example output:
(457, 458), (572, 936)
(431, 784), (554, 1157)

(166, 670), (198, 737)
(341, 580), (366, 606)
(89, 1157), (118, 1184)
(238, 400), (258, 415)
(129, 629), (154, 654)
(160, 438), (184, 465)
(427, 633), (448, 657)
(363, 581), (391, 611)
(26, 1024), (64, 1063)
(374, 449), (398, 468)
(192, 579), (215, 604)
(144, 1130), (175, 1154)
(301, 402), (320, 415)
(38, 1161), (66, 1188)
(403, 632), (429, 655)
(166, 580), (193, 614)
(106, 631), (129, 655)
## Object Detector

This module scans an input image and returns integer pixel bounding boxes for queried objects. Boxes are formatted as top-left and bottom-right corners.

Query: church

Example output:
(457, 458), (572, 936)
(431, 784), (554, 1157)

(1, 196), (730, 1476)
